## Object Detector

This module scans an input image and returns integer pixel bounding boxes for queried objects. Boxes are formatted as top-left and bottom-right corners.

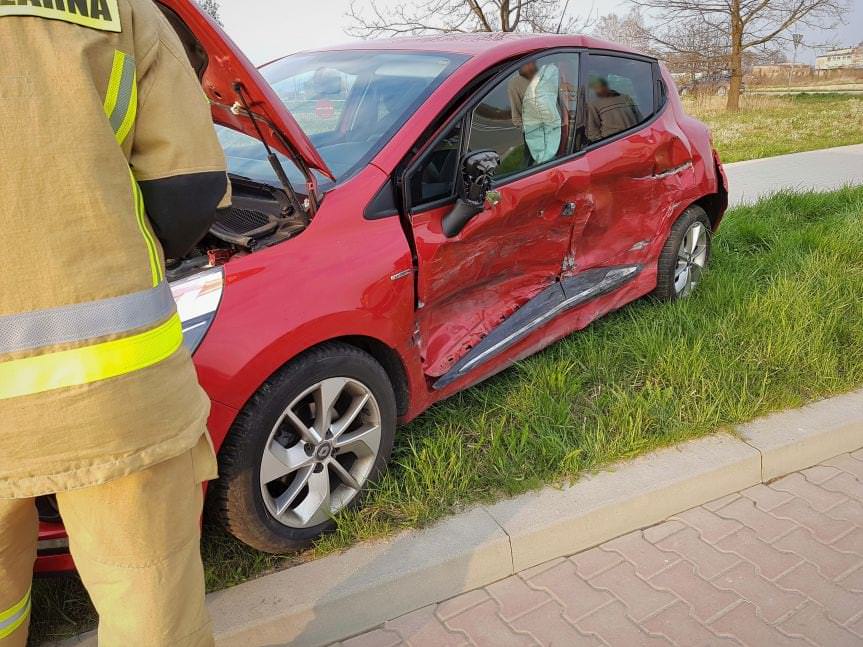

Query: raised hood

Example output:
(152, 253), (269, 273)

(156, 0), (334, 183)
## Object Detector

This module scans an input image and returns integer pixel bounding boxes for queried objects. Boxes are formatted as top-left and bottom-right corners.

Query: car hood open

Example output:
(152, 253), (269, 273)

(156, 0), (334, 182)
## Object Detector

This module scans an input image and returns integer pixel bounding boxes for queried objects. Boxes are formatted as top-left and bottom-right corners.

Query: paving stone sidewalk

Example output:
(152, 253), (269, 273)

(336, 450), (863, 647)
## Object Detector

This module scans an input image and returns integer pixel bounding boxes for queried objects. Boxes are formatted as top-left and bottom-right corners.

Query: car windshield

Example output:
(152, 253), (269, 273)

(216, 50), (466, 190)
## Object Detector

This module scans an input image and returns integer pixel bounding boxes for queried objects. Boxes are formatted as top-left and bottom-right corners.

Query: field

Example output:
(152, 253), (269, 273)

(31, 186), (863, 644)
(685, 93), (863, 163)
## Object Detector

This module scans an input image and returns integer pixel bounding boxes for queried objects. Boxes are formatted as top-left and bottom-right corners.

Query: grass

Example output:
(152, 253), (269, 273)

(29, 186), (863, 644)
(685, 93), (863, 163)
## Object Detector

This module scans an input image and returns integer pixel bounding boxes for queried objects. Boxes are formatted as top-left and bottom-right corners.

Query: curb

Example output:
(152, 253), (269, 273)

(482, 433), (760, 573)
(739, 389), (863, 481)
(61, 389), (863, 647)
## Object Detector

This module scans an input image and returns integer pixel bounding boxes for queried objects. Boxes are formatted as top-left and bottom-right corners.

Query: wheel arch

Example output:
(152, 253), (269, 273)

(693, 157), (729, 231)
(693, 189), (727, 232)
(218, 333), (412, 423)
(328, 335), (411, 417)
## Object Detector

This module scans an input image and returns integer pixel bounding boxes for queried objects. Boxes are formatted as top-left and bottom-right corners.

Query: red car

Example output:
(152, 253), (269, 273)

(37, 1), (727, 570)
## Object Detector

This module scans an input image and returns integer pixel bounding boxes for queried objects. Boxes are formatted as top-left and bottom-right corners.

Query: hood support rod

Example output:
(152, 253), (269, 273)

(231, 82), (308, 218)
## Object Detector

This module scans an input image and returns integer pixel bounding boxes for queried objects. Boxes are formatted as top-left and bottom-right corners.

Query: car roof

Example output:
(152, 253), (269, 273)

(289, 32), (645, 61)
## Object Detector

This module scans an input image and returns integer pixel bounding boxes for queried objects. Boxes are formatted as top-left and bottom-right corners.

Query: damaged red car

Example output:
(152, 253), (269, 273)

(37, 0), (728, 569)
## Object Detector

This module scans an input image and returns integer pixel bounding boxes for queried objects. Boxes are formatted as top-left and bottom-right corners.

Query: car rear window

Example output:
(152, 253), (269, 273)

(584, 54), (655, 144)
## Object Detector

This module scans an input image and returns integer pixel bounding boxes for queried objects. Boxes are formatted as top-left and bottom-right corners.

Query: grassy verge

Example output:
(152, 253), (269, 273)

(685, 93), (863, 163)
(31, 186), (863, 644)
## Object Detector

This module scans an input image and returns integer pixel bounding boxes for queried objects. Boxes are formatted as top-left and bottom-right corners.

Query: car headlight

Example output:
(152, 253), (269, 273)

(170, 268), (224, 353)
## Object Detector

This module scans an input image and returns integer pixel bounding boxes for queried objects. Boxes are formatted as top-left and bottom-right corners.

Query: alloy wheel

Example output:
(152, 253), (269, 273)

(674, 221), (709, 297)
(259, 377), (382, 529)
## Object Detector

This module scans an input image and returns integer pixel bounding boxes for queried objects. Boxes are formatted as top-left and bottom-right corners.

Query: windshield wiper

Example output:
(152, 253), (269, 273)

(228, 173), (280, 191)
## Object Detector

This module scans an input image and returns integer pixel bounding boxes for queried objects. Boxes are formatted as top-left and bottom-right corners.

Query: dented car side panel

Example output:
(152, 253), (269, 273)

(412, 169), (572, 378)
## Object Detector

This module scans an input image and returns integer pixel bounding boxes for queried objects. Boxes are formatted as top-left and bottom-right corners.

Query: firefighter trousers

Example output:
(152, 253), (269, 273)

(0, 440), (216, 647)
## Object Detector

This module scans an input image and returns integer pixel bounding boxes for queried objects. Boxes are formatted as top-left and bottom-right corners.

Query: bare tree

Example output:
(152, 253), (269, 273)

(347, 0), (593, 37)
(196, 0), (223, 26)
(592, 8), (651, 52)
(652, 16), (729, 81)
(631, 0), (849, 111)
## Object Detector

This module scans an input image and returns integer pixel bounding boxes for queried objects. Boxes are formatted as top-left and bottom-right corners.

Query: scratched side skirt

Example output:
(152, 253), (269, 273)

(433, 265), (642, 390)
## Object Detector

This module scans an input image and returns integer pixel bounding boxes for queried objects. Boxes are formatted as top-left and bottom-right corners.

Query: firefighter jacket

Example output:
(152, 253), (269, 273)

(0, 0), (230, 498)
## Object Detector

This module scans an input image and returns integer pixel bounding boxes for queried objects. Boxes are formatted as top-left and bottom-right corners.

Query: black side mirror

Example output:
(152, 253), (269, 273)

(442, 150), (501, 238)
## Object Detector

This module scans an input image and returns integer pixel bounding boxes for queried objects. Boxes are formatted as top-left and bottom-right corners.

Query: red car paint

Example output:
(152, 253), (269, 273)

(37, 5), (726, 572)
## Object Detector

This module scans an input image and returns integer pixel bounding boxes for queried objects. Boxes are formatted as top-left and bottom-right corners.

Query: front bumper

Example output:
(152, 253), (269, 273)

(35, 521), (74, 573)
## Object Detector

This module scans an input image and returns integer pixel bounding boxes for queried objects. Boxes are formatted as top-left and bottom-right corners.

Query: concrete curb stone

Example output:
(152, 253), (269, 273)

(483, 433), (761, 572)
(738, 390), (863, 481)
(209, 507), (512, 647)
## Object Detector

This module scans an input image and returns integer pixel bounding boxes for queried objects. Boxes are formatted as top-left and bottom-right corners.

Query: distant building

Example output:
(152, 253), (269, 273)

(751, 63), (811, 77)
(816, 44), (863, 70)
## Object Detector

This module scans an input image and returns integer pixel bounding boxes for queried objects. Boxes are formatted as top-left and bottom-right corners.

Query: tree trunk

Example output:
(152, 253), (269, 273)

(726, 0), (744, 112)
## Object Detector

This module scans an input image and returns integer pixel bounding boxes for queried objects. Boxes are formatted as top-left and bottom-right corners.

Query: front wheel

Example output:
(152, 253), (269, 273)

(653, 206), (712, 301)
(210, 343), (396, 553)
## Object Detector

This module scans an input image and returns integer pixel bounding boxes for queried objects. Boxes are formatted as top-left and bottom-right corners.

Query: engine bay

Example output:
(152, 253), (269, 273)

(166, 175), (307, 282)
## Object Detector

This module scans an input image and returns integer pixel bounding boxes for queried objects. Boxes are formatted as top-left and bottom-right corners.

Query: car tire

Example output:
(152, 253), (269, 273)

(210, 342), (397, 554)
(652, 205), (712, 302)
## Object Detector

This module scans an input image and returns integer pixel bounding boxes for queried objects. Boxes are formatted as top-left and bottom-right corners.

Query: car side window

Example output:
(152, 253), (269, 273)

(409, 121), (463, 206)
(584, 55), (654, 145)
(466, 53), (579, 180)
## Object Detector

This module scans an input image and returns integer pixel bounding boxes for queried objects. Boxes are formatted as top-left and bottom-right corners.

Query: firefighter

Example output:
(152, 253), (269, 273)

(0, 1), (230, 645)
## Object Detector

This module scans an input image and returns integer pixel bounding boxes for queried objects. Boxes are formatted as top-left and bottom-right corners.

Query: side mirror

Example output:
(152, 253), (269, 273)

(442, 150), (501, 238)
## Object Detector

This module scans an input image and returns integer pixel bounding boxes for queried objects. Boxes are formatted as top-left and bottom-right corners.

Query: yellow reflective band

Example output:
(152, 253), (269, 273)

(105, 53), (161, 287)
(0, 587), (31, 640)
(115, 74), (138, 144)
(0, 0), (121, 33)
(103, 50), (126, 121)
(104, 50), (137, 145)
(0, 315), (182, 401)
(130, 170), (163, 287)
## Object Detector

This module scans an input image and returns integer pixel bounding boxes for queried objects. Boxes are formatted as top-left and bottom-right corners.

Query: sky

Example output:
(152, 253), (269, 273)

(219, 0), (624, 63)
(218, 0), (862, 66)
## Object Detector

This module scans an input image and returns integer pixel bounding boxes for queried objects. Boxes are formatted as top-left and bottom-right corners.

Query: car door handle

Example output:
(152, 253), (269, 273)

(561, 202), (576, 217)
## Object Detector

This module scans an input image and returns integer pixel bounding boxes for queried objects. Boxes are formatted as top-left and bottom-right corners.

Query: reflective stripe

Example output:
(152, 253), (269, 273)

(103, 51), (162, 286)
(0, 587), (31, 640)
(104, 51), (137, 145)
(131, 169), (163, 287)
(0, 281), (175, 356)
(0, 314), (183, 401)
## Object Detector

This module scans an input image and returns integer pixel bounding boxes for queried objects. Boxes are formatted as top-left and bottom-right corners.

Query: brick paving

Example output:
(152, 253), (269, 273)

(335, 450), (863, 646)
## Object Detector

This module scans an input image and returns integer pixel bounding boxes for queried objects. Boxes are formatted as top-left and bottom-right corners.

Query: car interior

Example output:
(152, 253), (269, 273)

(268, 55), (458, 181)
(409, 51), (660, 211)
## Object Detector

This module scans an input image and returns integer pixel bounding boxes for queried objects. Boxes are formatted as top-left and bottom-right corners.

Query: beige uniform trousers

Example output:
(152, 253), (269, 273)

(0, 436), (216, 647)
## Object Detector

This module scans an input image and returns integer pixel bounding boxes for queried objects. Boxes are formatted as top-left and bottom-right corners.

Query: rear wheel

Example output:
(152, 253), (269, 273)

(653, 206), (711, 301)
(211, 343), (396, 553)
